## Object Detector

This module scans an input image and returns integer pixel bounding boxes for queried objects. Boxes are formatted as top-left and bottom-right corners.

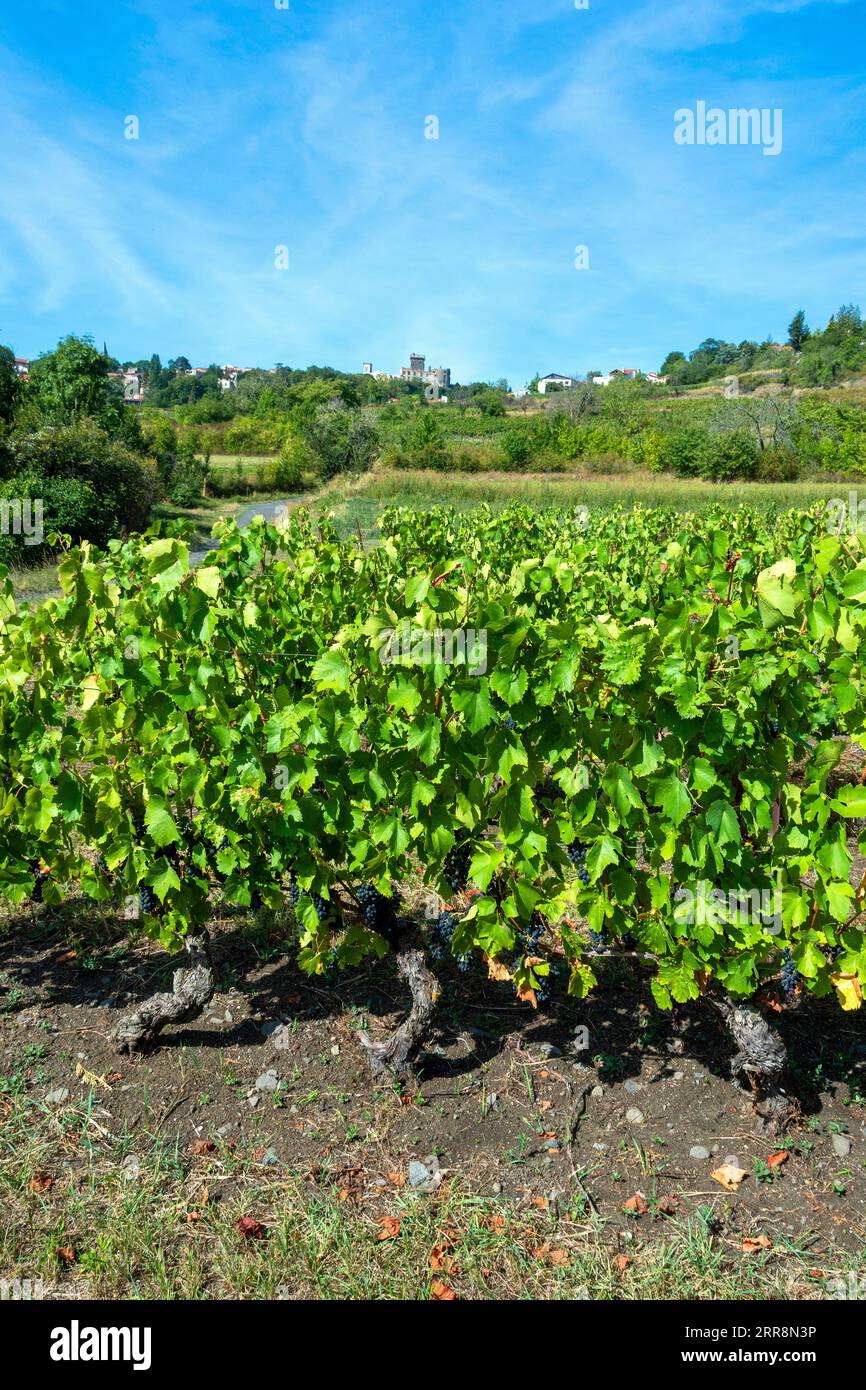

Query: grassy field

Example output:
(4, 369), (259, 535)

(7, 467), (855, 599)
(308, 466), (854, 542)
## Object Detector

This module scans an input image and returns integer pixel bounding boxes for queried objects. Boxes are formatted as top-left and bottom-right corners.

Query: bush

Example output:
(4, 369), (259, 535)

(655, 426), (709, 478)
(501, 429), (533, 469)
(305, 406), (380, 479)
(701, 430), (758, 481)
(273, 435), (307, 491)
(3, 421), (158, 550)
(755, 447), (801, 481)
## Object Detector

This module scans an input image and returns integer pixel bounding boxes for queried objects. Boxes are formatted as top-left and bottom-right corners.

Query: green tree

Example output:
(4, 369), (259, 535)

(0, 345), (19, 425)
(787, 310), (811, 352)
(28, 335), (125, 432)
(304, 404), (379, 479)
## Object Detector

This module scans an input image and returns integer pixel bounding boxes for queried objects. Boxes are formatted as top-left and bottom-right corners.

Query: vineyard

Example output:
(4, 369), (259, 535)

(1, 501), (865, 1100)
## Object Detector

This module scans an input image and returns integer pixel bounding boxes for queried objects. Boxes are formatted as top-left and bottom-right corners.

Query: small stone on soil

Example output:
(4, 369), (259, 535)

(689, 1145), (711, 1161)
(625, 1107), (644, 1124)
(832, 1133), (852, 1158)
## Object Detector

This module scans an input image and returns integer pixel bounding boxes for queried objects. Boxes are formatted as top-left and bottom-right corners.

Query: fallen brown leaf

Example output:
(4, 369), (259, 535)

(377, 1215), (402, 1241)
(742, 1234), (772, 1254)
(623, 1193), (649, 1215)
(711, 1163), (748, 1192)
(430, 1279), (458, 1300)
(236, 1216), (267, 1240)
(656, 1194), (682, 1216)
(74, 1062), (112, 1089)
(614, 1255), (631, 1274)
(387, 1170), (406, 1187)
(29, 1172), (54, 1192)
(430, 1243), (456, 1273)
(767, 1150), (789, 1170)
(189, 1139), (217, 1156)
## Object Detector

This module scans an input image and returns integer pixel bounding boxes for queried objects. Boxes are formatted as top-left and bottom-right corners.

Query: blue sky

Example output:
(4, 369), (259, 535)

(0, 0), (863, 388)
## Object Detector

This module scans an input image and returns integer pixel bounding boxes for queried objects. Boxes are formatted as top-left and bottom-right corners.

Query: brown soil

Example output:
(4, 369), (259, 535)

(2, 905), (865, 1257)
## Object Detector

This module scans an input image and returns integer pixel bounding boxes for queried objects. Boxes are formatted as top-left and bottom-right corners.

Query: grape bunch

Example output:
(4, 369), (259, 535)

(430, 909), (456, 962)
(503, 715), (516, 732)
(534, 974), (552, 1007)
(456, 953), (472, 974)
(588, 929), (607, 954)
(534, 777), (565, 805)
(139, 884), (157, 915)
(518, 912), (545, 954)
(443, 843), (471, 894)
(312, 894), (331, 923)
(286, 875), (335, 925)
(356, 882), (398, 936)
(567, 841), (590, 885)
(781, 948), (799, 999)
(31, 864), (49, 904)
(768, 719), (780, 738)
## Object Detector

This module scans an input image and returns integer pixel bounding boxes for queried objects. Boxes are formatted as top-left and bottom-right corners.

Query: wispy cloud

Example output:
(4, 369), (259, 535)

(0, 0), (861, 385)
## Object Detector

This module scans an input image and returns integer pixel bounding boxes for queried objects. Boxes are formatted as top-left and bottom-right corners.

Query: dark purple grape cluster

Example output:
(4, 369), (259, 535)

(430, 909), (456, 962)
(768, 719), (780, 738)
(443, 843), (471, 893)
(503, 716), (516, 732)
(312, 894), (331, 923)
(781, 948), (799, 998)
(535, 974), (552, 1006)
(32, 868), (49, 904)
(518, 912), (545, 954)
(534, 777), (564, 804)
(588, 929), (607, 954)
(456, 953), (472, 973)
(567, 841), (590, 884)
(356, 882), (397, 935)
(139, 884), (157, 915)
(287, 874), (301, 908)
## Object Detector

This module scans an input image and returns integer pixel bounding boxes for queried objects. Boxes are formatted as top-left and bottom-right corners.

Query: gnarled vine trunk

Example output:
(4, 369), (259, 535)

(713, 996), (793, 1127)
(114, 931), (215, 1054)
(359, 931), (439, 1082)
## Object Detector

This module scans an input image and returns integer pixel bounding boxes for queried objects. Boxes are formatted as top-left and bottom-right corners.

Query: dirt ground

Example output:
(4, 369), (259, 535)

(2, 901), (865, 1271)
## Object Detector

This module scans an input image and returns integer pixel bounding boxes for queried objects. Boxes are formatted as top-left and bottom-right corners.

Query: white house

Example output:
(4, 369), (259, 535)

(537, 373), (579, 394)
